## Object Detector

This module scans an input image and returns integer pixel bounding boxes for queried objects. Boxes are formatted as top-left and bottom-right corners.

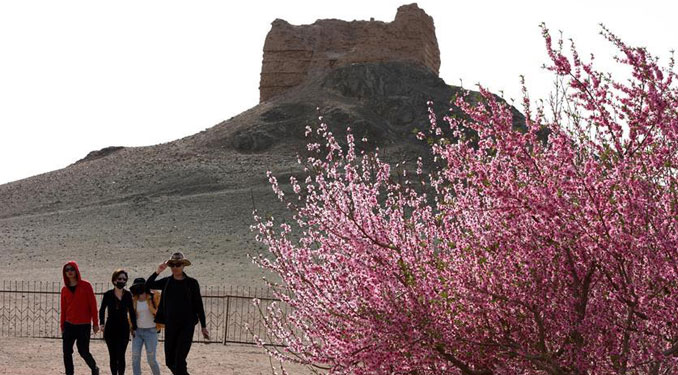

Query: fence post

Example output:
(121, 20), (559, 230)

(222, 296), (230, 345)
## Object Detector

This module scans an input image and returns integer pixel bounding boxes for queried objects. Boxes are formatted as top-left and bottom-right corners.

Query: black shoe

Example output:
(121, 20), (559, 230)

(92, 367), (100, 375)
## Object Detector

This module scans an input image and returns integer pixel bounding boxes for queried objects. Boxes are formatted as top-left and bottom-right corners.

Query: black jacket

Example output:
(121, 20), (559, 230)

(145, 272), (206, 328)
(99, 289), (137, 331)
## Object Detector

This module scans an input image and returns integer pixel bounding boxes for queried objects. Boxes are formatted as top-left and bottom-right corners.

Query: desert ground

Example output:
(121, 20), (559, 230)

(0, 337), (314, 375)
(0, 184), (286, 287)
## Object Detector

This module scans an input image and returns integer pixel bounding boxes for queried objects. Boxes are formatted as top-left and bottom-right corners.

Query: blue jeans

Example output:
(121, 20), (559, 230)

(132, 328), (161, 375)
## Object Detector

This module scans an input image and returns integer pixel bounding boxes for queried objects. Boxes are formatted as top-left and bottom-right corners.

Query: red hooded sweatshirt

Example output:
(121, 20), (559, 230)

(60, 261), (99, 331)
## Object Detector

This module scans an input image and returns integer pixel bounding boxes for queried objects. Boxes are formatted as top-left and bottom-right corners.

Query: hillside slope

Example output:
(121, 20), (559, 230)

(0, 62), (523, 286)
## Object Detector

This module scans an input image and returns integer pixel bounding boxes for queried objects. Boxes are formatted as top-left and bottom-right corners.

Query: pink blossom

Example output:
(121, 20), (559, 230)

(253, 26), (678, 375)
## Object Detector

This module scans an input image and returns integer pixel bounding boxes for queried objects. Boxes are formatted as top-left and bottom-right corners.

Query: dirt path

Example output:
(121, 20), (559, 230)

(0, 337), (313, 375)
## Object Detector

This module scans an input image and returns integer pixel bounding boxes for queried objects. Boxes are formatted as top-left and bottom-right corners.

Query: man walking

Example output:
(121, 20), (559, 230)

(60, 261), (100, 375)
(146, 252), (208, 375)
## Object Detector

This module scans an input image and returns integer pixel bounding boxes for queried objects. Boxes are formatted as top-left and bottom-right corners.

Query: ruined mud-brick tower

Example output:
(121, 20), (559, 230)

(259, 3), (440, 102)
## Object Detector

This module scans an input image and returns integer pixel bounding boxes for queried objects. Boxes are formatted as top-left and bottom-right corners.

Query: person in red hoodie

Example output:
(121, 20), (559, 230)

(61, 261), (101, 375)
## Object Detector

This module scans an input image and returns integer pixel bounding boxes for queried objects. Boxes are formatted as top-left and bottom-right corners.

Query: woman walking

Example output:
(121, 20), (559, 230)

(130, 277), (162, 375)
(100, 269), (137, 375)
(61, 261), (100, 375)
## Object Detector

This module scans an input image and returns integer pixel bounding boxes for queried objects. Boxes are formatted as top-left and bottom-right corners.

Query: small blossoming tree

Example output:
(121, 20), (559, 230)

(253, 26), (678, 375)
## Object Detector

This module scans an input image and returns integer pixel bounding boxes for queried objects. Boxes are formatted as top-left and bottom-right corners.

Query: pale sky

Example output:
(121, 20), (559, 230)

(1, 0), (675, 185)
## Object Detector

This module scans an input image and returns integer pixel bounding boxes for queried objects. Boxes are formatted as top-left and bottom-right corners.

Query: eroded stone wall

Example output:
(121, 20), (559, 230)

(259, 3), (440, 102)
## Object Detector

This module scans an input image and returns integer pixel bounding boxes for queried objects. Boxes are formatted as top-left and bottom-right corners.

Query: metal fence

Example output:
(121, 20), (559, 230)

(0, 280), (285, 345)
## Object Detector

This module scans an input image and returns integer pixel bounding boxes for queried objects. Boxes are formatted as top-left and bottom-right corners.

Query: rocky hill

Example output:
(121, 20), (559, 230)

(0, 5), (524, 287)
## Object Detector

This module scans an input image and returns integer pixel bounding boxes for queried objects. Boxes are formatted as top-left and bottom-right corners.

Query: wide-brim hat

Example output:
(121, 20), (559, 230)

(166, 251), (191, 266)
(130, 277), (147, 294)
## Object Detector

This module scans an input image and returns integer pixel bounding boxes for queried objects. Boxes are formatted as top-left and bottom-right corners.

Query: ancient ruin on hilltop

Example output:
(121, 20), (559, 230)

(259, 3), (440, 102)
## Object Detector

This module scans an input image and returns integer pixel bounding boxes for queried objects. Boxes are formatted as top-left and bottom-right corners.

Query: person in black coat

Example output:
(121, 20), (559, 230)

(145, 252), (208, 375)
(100, 269), (137, 375)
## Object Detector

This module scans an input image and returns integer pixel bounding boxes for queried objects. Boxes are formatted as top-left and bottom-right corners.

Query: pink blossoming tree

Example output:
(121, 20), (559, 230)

(253, 26), (678, 375)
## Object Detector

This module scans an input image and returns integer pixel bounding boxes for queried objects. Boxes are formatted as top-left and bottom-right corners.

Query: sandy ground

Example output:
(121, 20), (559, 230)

(0, 185), (288, 288)
(0, 337), (313, 375)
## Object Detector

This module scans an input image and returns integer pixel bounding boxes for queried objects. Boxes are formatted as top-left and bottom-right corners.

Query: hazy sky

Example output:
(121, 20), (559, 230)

(1, 0), (675, 185)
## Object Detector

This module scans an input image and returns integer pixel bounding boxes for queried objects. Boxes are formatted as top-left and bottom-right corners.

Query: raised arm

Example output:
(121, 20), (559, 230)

(145, 263), (169, 290)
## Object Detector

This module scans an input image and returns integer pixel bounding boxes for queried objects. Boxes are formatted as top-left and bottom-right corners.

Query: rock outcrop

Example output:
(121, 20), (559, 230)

(76, 146), (124, 164)
(259, 3), (440, 102)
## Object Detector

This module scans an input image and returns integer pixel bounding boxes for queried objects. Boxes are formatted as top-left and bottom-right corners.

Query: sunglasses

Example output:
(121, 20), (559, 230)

(64, 267), (75, 272)
(167, 262), (183, 268)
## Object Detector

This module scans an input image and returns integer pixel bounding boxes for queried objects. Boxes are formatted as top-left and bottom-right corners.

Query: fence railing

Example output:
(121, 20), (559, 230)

(0, 280), (285, 345)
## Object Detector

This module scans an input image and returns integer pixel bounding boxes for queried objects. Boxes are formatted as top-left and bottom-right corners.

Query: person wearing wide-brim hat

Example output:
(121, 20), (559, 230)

(145, 252), (208, 375)
(129, 277), (162, 375)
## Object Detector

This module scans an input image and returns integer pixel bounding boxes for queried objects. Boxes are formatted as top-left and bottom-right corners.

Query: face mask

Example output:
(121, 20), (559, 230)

(115, 281), (126, 289)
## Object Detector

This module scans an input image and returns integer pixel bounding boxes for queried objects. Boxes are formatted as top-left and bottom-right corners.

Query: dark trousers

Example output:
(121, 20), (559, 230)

(63, 322), (98, 375)
(164, 323), (195, 375)
(104, 325), (130, 375)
